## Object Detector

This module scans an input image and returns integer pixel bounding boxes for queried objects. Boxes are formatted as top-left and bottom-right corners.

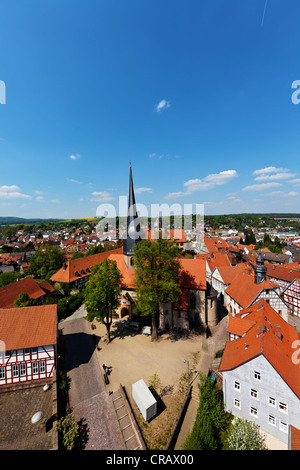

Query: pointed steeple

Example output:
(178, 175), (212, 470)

(123, 164), (142, 261)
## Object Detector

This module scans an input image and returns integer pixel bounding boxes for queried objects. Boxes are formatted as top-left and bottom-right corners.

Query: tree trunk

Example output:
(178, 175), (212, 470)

(104, 312), (112, 343)
(151, 310), (159, 342)
(151, 314), (158, 341)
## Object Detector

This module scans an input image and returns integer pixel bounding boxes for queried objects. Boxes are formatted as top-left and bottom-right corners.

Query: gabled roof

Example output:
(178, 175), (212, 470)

(0, 277), (47, 309)
(204, 237), (229, 253)
(225, 271), (280, 309)
(0, 305), (57, 350)
(50, 247), (123, 283)
(219, 300), (300, 398)
(205, 252), (232, 272)
(266, 264), (300, 283)
(212, 264), (244, 285)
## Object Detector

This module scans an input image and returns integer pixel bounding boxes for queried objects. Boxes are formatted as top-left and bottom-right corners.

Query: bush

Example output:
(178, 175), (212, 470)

(183, 374), (231, 450)
(55, 411), (79, 450)
(224, 417), (266, 450)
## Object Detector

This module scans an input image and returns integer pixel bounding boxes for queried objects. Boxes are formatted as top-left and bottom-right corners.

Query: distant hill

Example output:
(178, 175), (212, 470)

(0, 217), (64, 225)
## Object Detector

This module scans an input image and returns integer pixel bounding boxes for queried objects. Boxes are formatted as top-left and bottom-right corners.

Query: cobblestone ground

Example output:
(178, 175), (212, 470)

(0, 385), (53, 450)
(59, 317), (125, 450)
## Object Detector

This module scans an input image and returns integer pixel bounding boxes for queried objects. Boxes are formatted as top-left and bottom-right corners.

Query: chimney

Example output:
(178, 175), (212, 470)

(63, 262), (66, 271)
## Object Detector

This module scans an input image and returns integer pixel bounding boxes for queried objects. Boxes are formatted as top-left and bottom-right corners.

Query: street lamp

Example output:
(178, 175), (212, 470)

(184, 359), (189, 386)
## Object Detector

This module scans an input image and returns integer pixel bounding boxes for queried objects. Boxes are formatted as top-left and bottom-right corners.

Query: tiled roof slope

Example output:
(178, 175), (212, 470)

(0, 304), (57, 350)
(0, 277), (47, 309)
(219, 300), (300, 398)
(225, 271), (280, 309)
(50, 247), (123, 283)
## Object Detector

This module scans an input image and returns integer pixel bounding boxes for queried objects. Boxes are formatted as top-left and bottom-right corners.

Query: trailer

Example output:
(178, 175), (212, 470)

(132, 379), (157, 421)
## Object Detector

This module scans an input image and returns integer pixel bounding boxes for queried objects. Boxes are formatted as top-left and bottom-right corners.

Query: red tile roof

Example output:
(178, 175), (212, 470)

(0, 277), (47, 309)
(179, 258), (206, 290)
(290, 426), (300, 450)
(204, 237), (229, 252)
(266, 264), (300, 283)
(219, 300), (300, 398)
(0, 305), (57, 350)
(225, 271), (280, 309)
(205, 252), (232, 271)
(50, 247), (123, 283)
(212, 264), (244, 285)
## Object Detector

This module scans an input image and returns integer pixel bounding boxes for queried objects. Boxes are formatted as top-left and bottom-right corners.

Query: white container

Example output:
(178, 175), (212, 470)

(132, 379), (157, 421)
(142, 326), (151, 336)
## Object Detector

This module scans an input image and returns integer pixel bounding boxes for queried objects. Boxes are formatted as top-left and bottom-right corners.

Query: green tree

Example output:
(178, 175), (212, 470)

(183, 374), (231, 450)
(133, 237), (181, 341)
(55, 411), (79, 450)
(83, 258), (122, 342)
(14, 291), (35, 307)
(71, 252), (84, 260)
(225, 417), (266, 450)
(0, 272), (21, 287)
(29, 244), (66, 279)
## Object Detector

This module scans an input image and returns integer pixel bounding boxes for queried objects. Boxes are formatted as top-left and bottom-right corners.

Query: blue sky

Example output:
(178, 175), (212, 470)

(1, 0), (300, 219)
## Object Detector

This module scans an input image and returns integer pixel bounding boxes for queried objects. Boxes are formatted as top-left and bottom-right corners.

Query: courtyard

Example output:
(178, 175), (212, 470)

(88, 316), (227, 449)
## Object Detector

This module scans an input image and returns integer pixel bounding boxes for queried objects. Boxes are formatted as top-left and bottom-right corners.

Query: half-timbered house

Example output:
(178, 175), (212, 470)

(0, 305), (57, 388)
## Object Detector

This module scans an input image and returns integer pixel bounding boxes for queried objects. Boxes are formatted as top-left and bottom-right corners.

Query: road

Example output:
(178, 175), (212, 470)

(59, 315), (125, 450)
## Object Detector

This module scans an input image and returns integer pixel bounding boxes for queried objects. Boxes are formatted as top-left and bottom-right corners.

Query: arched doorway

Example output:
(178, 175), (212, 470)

(121, 307), (129, 318)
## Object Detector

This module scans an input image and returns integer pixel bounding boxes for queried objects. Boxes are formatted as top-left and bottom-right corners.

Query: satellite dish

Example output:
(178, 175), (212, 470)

(31, 411), (43, 423)
(43, 384), (49, 391)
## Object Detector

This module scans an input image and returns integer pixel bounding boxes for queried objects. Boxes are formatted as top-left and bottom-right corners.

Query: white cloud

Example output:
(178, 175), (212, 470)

(66, 178), (83, 184)
(165, 191), (188, 200)
(254, 172), (297, 182)
(155, 99), (171, 112)
(268, 190), (299, 197)
(36, 196), (44, 201)
(70, 154), (80, 160)
(135, 187), (153, 194)
(243, 182), (282, 191)
(252, 166), (290, 175)
(91, 191), (115, 202)
(165, 170), (238, 200)
(0, 185), (31, 200)
(184, 170), (238, 192)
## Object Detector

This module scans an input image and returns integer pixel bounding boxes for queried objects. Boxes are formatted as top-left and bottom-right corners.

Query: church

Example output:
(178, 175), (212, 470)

(107, 165), (219, 332)
(51, 166), (218, 332)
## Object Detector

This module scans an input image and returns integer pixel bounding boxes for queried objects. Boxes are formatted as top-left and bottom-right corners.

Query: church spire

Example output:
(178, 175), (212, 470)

(123, 164), (142, 264)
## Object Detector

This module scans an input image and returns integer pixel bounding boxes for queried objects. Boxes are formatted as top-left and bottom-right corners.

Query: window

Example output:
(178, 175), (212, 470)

(5, 350), (11, 358)
(251, 389), (258, 399)
(20, 364), (26, 376)
(31, 347), (38, 354)
(279, 421), (288, 433)
(268, 415), (276, 426)
(13, 365), (19, 377)
(0, 367), (5, 379)
(24, 348), (30, 355)
(250, 407), (258, 418)
(32, 362), (38, 374)
(39, 361), (45, 373)
(234, 398), (240, 408)
(269, 397), (276, 407)
(279, 402), (288, 414)
(234, 381), (240, 391)
(254, 371), (261, 381)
